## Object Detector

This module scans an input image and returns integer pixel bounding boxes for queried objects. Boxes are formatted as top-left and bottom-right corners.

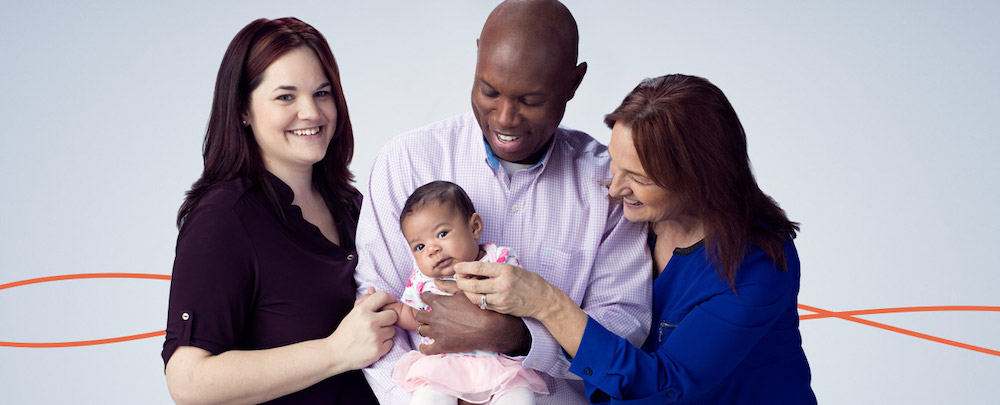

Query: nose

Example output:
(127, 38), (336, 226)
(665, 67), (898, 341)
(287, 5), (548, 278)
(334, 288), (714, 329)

(426, 243), (442, 256)
(298, 97), (320, 121)
(608, 163), (628, 198)
(495, 98), (520, 129)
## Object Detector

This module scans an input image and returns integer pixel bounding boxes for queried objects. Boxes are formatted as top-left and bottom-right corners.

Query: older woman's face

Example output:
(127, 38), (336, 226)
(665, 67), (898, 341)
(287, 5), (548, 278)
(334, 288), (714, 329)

(607, 123), (681, 225)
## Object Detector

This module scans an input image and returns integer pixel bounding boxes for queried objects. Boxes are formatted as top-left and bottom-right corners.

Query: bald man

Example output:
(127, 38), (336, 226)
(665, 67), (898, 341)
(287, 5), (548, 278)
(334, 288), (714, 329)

(355, 1), (652, 403)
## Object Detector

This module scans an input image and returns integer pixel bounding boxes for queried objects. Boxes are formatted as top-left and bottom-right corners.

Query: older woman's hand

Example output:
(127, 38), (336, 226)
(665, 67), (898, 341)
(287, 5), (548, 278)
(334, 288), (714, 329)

(452, 261), (558, 320)
(454, 261), (589, 357)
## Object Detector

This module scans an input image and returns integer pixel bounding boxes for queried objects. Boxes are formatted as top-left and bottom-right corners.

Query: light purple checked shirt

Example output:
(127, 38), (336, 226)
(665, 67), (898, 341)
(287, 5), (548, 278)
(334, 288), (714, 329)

(355, 112), (652, 404)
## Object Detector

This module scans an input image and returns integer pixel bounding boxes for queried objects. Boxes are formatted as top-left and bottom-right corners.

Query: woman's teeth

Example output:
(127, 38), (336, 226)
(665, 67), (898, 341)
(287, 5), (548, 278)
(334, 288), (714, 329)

(291, 127), (321, 136)
(624, 197), (643, 205)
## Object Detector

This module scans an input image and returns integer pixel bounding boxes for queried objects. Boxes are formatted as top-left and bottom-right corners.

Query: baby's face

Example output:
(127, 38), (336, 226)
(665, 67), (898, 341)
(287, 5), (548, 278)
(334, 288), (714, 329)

(401, 202), (482, 278)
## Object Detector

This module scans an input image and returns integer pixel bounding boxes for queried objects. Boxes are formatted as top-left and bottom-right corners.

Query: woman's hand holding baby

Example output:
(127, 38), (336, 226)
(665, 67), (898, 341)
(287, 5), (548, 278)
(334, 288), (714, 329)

(453, 262), (559, 320)
(326, 288), (398, 372)
(454, 261), (589, 357)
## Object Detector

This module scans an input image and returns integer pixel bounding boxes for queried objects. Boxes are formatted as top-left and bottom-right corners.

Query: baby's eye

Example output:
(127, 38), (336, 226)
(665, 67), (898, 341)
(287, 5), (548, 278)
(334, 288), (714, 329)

(437, 231), (448, 238)
(414, 244), (425, 251)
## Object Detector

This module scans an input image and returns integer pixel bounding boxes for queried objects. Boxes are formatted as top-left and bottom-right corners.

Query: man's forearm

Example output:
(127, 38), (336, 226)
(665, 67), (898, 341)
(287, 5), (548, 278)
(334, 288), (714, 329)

(495, 314), (531, 356)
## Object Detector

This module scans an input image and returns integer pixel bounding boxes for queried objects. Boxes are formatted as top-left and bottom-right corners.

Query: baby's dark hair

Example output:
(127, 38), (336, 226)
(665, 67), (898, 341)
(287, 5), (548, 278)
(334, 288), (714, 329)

(400, 181), (477, 224)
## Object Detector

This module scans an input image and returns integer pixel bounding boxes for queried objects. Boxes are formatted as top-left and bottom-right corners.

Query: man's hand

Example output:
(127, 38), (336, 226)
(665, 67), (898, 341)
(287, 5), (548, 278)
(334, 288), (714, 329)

(414, 281), (530, 356)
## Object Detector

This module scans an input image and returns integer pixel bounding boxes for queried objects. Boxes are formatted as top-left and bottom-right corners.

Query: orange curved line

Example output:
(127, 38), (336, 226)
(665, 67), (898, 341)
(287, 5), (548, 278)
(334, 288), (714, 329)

(0, 273), (171, 348)
(1, 274), (997, 355)
(0, 273), (171, 291)
(0, 331), (166, 348)
(799, 305), (1000, 320)
(797, 304), (1000, 357)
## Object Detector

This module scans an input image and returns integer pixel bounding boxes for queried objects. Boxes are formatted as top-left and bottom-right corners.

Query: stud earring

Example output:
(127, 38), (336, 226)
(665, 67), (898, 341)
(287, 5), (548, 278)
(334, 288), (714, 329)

(242, 120), (248, 126)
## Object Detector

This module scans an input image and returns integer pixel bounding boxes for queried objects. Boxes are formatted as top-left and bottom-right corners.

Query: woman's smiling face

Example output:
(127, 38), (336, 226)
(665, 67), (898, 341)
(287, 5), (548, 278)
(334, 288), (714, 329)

(244, 46), (337, 174)
(607, 122), (684, 225)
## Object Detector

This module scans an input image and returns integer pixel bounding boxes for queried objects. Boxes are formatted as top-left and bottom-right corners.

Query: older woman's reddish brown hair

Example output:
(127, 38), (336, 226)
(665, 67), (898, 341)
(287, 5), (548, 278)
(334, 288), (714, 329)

(605, 74), (799, 288)
(178, 17), (357, 227)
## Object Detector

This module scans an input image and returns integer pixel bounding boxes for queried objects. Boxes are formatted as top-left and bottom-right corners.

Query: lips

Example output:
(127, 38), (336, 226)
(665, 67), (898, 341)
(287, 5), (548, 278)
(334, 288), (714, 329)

(490, 130), (527, 156)
(289, 126), (322, 137)
(623, 197), (643, 206)
(434, 258), (453, 269)
(495, 131), (520, 143)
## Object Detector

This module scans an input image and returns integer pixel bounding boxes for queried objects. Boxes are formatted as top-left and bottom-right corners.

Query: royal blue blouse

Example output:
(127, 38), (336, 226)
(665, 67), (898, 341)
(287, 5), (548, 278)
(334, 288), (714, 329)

(569, 240), (816, 404)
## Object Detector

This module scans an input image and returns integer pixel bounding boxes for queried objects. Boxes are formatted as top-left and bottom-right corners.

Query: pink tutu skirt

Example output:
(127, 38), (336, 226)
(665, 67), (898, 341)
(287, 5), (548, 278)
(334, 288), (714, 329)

(391, 351), (549, 403)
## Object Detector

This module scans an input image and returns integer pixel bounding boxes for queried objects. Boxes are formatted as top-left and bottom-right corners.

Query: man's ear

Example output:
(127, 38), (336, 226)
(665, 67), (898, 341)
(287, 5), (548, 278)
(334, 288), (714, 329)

(566, 61), (588, 101)
(469, 213), (484, 239)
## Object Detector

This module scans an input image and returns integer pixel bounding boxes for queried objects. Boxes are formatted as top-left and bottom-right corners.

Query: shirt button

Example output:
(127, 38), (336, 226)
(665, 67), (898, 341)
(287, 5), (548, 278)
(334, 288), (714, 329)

(181, 312), (190, 321)
(511, 205), (518, 212)
(347, 254), (354, 261)
(583, 367), (593, 376)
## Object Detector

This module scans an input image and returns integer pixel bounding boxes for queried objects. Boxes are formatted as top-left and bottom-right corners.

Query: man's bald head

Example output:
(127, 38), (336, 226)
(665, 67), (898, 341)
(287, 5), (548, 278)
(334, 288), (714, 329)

(471, 0), (588, 164)
(480, 0), (580, 71)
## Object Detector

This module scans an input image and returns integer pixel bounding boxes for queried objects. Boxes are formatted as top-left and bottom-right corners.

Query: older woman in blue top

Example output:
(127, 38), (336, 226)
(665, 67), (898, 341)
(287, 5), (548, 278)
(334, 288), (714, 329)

(452, 74), (817, 404)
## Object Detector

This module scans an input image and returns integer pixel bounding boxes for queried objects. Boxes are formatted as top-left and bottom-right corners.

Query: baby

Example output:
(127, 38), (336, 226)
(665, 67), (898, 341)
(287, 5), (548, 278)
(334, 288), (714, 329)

(386, 181), (548, 404)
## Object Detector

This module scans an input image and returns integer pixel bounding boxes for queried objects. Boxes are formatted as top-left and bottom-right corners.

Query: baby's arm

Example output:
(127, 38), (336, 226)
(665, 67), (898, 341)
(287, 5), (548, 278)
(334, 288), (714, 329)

(384, 301), (421, 331)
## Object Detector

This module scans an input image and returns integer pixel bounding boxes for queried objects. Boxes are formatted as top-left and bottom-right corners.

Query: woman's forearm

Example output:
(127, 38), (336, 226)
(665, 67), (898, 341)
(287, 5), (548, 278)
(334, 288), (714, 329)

(534, 283), (590, 358)
(166, 291), (397, 405)
(165, 339), (348, 405)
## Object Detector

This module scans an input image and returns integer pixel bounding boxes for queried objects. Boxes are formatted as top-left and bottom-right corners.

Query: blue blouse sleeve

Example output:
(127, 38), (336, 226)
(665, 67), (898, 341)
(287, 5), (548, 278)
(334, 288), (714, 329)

(568, 259), (796, 403)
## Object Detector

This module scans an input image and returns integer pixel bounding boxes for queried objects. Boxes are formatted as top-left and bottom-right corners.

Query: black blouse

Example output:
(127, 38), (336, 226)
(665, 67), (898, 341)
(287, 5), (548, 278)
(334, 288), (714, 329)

(162, 174), (377, 404)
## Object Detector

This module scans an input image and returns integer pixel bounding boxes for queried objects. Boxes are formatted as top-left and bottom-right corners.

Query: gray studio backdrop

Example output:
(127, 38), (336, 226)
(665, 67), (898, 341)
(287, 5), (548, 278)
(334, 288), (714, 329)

(1, 1), (998, 403)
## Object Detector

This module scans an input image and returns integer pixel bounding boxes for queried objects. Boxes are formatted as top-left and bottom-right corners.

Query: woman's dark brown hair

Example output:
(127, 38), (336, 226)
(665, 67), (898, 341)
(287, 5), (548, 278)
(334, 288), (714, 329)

(177, 17), (358, 227)
(605, 74), (799, 288)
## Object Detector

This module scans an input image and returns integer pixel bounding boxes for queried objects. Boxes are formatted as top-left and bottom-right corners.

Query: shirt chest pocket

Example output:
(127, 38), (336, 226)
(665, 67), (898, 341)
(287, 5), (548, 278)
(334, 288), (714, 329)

(656, 309), (688, 343)
(526, 248), (587, 297)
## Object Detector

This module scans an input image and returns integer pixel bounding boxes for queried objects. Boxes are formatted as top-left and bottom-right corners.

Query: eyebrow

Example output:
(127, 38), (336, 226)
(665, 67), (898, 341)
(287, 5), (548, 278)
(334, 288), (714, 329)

(609, 145), (647, 178)
(622, 164), (648, 178)
(478, 78), (545, 97)
(272, 82), (332, 93)
(404, 221), (450, 244)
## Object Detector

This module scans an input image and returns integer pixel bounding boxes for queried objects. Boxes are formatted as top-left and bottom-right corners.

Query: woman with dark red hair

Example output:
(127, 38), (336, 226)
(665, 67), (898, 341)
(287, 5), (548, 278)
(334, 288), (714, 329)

(454, 75), (817, 403)
(162, 18), (395, 404)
